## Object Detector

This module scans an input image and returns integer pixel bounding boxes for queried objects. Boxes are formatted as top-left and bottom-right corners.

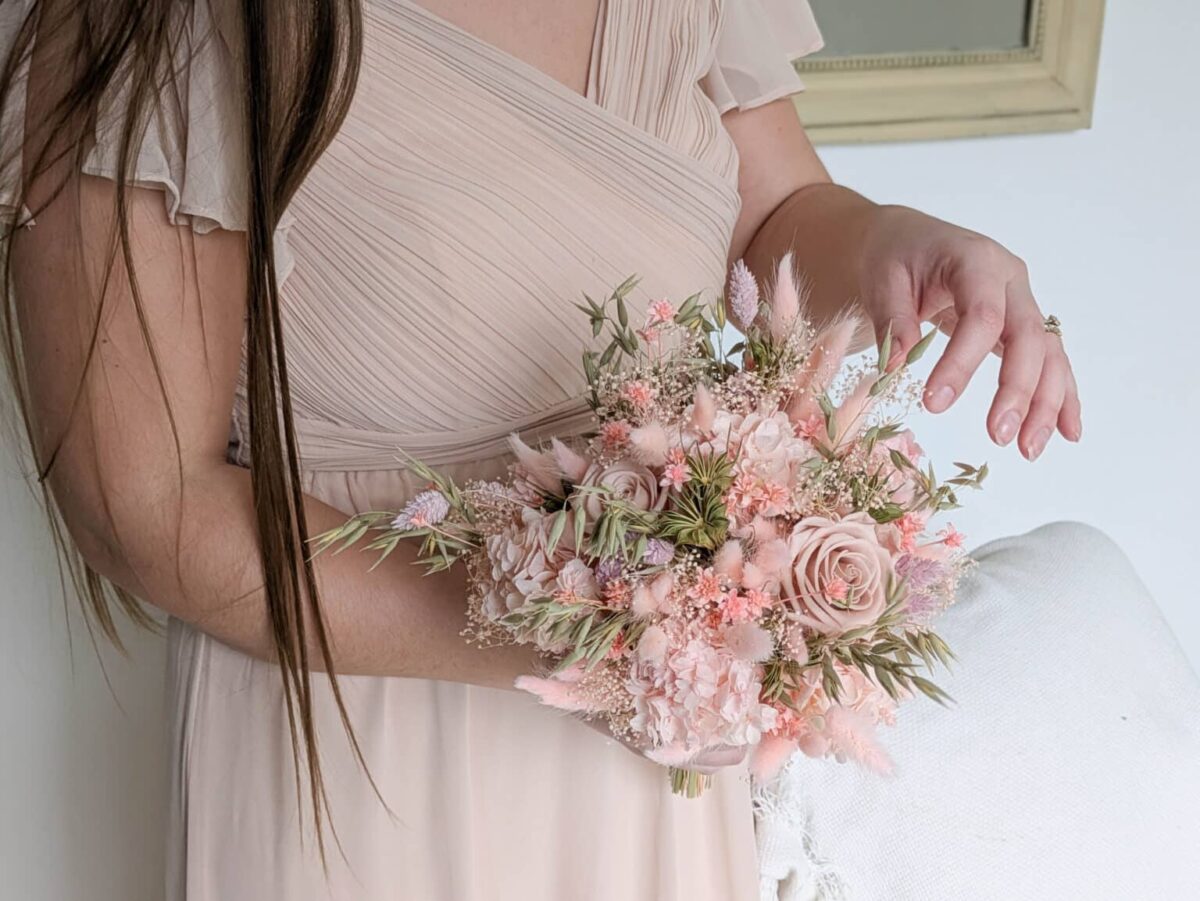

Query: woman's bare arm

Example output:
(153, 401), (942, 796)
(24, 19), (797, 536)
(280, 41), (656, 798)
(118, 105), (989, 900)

(723, 99), (1082, 461)
(11, 175), (534, 687)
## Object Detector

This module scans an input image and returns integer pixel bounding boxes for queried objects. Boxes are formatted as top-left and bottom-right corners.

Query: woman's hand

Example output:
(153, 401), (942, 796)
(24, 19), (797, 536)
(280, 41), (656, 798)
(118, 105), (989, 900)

(579, 717), (748, 774)
(724, 99), (1083, 462)
(857, 204), (1082, 460)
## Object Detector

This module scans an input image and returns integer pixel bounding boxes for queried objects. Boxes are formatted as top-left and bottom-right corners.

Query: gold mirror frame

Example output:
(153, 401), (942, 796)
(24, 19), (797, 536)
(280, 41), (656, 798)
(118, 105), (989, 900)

(794, 0), (1106, 144)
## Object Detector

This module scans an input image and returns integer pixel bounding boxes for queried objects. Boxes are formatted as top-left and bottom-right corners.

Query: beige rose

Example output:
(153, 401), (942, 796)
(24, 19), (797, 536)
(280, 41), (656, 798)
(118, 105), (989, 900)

(735, 409), (813, 480)
(574, 459), (666, 527)
(781, 514), (894, 635)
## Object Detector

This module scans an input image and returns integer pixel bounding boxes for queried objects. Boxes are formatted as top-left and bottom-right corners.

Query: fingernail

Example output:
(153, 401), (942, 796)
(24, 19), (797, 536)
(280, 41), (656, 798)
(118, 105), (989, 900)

(1028, 426), (1052, 460)
(925, 385), (955, 412)
(995, 410), (1020, 446)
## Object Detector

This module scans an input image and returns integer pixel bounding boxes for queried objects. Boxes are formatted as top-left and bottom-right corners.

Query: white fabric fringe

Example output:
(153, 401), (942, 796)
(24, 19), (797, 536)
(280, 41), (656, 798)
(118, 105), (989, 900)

(753, 756), (850, 901)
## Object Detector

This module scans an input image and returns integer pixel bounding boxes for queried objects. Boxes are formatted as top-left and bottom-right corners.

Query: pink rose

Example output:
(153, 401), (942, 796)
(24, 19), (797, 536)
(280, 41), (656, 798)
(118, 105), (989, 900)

(781, 514), (894, 635)
(575, 459), (666, 527)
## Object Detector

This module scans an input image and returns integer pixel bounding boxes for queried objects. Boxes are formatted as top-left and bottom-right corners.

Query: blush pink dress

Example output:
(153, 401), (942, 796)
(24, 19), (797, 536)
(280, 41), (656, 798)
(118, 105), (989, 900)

(1, 1), (822, 899)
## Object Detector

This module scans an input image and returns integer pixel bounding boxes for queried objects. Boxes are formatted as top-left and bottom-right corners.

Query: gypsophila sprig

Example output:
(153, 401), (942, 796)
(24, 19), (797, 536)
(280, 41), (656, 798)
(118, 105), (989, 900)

(312, 253), (982, 796)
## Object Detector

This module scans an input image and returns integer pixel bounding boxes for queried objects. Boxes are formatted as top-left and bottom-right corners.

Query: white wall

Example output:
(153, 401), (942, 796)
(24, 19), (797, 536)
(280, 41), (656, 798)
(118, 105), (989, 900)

(818, 0), (1200, 670)
(0, 2), (1196, 899)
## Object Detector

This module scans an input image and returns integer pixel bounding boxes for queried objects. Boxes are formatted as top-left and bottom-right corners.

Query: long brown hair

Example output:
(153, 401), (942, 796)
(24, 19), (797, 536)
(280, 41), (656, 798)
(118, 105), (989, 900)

(0, 0), (366, 856)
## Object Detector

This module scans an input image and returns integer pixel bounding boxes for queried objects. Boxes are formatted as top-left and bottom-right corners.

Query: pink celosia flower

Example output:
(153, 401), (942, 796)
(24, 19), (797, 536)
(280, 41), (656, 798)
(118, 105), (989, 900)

(606, 632), (629, 660)
(392, 489), (450, 531)
(728, 259), (760, 328)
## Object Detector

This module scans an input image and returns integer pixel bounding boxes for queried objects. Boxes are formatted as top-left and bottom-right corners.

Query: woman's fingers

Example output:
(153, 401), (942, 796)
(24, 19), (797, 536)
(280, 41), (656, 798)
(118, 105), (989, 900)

(1058, 365), (1083, 441)
(686, 744), (748, 775)
(864, 264), (924, 370)
(1018, 343), (1071, 460)
(923, 263), (1007, 413)
(986, 277), (1046, 446)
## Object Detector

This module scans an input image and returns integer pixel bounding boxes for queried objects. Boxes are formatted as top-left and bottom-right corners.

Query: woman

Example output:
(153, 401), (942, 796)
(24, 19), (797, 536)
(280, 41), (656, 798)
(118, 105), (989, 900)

(1, 1), (1195, 899)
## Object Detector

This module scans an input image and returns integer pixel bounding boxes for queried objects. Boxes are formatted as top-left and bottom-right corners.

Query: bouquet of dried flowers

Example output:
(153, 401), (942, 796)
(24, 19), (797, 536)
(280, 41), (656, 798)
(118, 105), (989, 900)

(314, 255), (983, 796)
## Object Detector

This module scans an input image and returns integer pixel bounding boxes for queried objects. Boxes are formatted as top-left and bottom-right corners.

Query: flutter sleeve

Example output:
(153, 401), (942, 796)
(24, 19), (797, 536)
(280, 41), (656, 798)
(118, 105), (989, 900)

(702, 0), (825, 114)
(1, 0), (249, 234)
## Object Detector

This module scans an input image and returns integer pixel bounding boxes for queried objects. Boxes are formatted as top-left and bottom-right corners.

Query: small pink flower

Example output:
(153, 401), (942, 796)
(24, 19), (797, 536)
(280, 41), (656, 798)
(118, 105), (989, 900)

(646, 299), (676, 326)
(746, 588), (777, 615)
(796, 413), (824, 441)
(758, 480), (790, 513)
(660, 461), (691, 490)
(896, 512), (927, 553)
(606, 632), (630, 660)
(622, 380), (656, 410)
(600, 420), (631, 450)
(603, 578), (632, 608)
(688, 568), (725, 605)
(939, 524), (965, 549)
(825, 577), (849, 602)
(720, 590), (754, 623)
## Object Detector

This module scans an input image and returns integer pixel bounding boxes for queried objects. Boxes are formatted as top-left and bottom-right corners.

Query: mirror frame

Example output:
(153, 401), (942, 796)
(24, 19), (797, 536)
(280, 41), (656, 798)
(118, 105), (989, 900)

(793, 0), (1106, 144)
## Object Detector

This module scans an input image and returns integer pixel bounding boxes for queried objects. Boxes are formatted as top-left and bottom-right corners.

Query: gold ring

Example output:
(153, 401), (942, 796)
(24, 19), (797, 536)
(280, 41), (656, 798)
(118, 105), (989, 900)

(1043, 315), (1063, 337)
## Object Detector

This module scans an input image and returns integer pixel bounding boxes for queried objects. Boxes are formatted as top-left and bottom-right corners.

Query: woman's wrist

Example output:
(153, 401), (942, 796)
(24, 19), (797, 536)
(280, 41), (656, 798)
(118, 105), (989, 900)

(743, 182), (880, 331)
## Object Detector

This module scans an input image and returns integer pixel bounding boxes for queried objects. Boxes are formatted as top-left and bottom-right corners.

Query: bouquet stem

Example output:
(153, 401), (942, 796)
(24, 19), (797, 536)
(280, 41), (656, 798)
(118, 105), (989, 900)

(669, 767), (712, 798)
